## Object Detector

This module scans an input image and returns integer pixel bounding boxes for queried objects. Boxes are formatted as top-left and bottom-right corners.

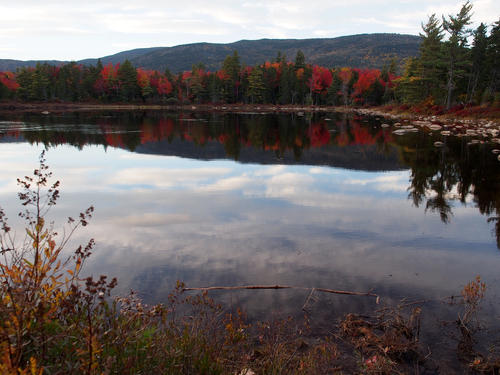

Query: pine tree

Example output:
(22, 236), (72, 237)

(278, 64), (292, 104)
(117, 60), (139, 101)
(419, 14), (446, 101)
(466, 23), (488, 104)
(486, 19), (500, 103)
(326, 71), (342, 105)
(247, 66), (266, 104)
(294, 50), (305, 70)
(395, 58), (425, 104)
(442, 1), (473, 108)
(222, 51), (241, 103)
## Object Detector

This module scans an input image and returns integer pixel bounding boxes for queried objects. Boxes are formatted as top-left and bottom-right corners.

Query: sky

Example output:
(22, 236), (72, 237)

(0, 0), (499, 61)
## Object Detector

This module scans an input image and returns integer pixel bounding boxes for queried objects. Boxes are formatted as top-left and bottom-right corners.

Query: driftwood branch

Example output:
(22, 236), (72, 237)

(302, 288), (317, 312)
(183, 284), (380, 303)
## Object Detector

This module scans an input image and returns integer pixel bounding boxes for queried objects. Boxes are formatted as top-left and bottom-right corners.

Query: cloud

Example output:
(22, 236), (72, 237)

(7, 0), (500, 60)
(107, 167), (231, 188)
(344, 173), (408, 192)
(111, 212), (192, 227)
(197, 175), (255, 192)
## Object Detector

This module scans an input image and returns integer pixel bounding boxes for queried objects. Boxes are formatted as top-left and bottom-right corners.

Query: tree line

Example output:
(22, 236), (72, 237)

(0, 2), (498, 110)
(0, 52), (397, 107)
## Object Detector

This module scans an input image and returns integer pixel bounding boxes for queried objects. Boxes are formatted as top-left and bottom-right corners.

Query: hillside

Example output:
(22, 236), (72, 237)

(130, 34), (420, 72)
(0, 33), (420, 73)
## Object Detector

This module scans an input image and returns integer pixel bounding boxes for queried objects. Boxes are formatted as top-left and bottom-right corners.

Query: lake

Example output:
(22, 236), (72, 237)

(0, 110), (499, 347)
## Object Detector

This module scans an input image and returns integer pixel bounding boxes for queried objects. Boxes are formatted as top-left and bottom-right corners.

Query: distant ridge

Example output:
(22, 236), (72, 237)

(0, 33), (420, 72)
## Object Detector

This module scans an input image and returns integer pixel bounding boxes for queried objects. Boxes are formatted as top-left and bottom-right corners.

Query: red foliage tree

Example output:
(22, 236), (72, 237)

(0, 72), (20, 91)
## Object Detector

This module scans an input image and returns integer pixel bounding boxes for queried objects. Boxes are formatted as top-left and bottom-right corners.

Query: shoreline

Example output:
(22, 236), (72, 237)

(1, 100), (498, 121)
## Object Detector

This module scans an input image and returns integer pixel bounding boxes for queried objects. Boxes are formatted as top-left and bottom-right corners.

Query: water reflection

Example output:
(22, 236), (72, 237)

(397, 131), (500, 248)
(1, 111), (498, 248)
(0, 111), (402, 170)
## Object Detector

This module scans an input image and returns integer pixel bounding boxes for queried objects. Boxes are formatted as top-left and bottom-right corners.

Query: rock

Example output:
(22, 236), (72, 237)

(428, 124), (442, 131)
(393, 129), (407, 135)
(413, 121), (430, 127)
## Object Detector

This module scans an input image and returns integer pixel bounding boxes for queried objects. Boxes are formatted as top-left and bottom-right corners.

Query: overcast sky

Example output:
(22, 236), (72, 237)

(1, 0), (499, 61)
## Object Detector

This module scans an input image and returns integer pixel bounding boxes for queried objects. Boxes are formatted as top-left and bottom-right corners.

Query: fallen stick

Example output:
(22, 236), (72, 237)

(182, 284), (380, 302)
(302, 288), (317, 312)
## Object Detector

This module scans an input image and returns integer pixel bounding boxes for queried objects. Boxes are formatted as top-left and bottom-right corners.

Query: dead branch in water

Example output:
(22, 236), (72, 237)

(182, 284), (380, 302)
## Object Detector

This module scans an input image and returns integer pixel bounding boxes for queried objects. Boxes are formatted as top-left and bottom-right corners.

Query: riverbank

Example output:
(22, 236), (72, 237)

(1, 101), (340, 114)
(1, 100), (498, 119)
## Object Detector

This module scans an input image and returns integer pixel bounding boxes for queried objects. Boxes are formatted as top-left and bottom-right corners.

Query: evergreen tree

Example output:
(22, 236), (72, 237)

(442, 1), (473, 108)
(395, 58), (425, 104)
(15, 67), (35, 101)
(247, 66), (266, 103)
(419, 14), (446, 101)
(294, 50), (306, 70)
(117, 60), (139, 101)
(486, 19), (500, 103)
(190, 64), (208, 103)
(278, 64), (292, 104)
(222, 51), (241, 103)
(467, 23), (488, 104)
(326, 71), (342, 105)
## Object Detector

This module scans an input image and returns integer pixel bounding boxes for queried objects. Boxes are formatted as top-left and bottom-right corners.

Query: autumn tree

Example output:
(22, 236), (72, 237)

(395, 58), (424, 103)
(0, 72), (19, 99)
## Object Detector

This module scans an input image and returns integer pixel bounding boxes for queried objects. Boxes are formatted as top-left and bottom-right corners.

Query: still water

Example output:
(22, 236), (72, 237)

(0, 111), (499, 330)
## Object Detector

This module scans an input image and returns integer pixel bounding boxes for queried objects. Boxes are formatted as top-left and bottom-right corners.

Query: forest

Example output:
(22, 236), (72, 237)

(0, 2), (498, 112)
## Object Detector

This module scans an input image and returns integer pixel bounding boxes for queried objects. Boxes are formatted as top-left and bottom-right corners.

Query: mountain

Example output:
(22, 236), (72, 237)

(129, 34), (420, 73)
(0, 33), (420, 73)
(78, 47), (165, 66)
(0, 59), (67, 71)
